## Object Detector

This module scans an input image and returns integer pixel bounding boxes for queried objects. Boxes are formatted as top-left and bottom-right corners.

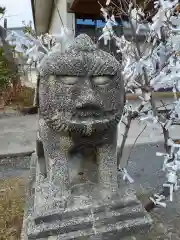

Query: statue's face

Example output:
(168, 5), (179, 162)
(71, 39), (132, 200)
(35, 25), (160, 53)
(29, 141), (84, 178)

(39, 73), (124, 135)
(39, 34), (124, 135)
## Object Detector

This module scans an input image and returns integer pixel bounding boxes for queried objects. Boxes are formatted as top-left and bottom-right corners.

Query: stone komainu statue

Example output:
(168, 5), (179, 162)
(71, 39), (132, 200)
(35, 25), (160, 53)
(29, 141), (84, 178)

(23, 34), (151, 240)
(36, 33), (125, 194)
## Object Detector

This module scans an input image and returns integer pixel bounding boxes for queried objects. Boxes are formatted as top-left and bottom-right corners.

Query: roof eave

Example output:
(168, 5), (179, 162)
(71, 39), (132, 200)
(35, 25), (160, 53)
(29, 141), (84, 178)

(31, 0), (53, 35)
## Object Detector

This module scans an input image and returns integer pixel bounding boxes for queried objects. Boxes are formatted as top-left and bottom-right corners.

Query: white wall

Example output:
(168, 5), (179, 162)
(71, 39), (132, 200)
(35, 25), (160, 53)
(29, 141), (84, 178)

(20, 69), (38, 88)
(28, 69), (38, 85)
(34, 0), (53, 35)
(67, 12), (75, 35)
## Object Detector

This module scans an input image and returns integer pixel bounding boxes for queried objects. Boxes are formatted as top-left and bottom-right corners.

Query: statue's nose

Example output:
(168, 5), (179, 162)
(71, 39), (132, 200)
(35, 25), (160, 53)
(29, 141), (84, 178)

(76, 79), (101, 110)
(78, 79), (95, 101)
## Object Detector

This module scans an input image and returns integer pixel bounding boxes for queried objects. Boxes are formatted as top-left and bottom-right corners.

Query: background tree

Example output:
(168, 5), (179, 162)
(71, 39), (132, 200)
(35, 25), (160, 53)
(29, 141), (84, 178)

(22, 20), (36, 38)
(0, 6), (5, 16)
(0, 6), (21, 100)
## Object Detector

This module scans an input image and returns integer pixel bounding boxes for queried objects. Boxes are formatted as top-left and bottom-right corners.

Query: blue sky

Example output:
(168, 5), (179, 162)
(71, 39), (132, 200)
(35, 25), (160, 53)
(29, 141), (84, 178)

(0, 0), (33, 28)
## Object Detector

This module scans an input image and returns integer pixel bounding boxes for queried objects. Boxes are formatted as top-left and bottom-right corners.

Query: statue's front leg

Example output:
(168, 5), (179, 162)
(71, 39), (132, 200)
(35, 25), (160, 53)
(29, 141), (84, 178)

(39, 120), (72, 204)
(48, 134), (72, 199)
(96, 130), (118, 199)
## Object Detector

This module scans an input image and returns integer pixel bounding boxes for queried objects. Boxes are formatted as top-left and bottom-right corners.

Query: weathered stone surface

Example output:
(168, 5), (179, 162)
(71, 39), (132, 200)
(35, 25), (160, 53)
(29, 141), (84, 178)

(22, 34), (152, 239)
(22, 154), (152, 240)
(26, 179), (152, 239)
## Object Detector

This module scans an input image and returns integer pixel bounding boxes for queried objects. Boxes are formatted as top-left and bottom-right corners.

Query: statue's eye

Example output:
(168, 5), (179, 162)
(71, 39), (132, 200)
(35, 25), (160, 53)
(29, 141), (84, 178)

(61, 76), (78, 85)
(92, 76), (110, 85)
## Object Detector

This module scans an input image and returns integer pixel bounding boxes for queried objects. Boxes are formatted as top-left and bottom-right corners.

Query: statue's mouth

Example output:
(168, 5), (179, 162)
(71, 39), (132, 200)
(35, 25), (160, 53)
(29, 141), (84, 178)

(74, 111), (101, 119)
(72, 104), (116, 121)
(45, 108), (121, 133)
(72, 110), (116, 121)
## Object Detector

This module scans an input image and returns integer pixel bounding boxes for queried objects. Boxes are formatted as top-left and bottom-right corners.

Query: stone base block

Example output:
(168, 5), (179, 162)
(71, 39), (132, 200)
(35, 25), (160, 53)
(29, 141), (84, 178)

(25, 191), (152, 239)
(21, 153), (152, 240)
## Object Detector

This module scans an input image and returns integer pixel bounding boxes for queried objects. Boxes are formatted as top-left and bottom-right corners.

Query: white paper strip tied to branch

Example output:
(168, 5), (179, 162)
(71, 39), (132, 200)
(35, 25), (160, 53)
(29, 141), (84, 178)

(159, 0), (178, 10)
(5, 26), (75, 72)
(156, 152), (171, 171)
(149, 194), (166, 207)
(14, 42), (25, 53)
(140, 111), (160, 126)
(118, 168), (134, 183)
(106, 0), (111, 6)
(98, 17), (117, 45)
(100, 7), (109, 22)
(163, 161), (180, 201)
(163, 181), (178, 202)
(157, 142), (180, 202)
(52, 27), (75, 52)
(151, 9), (166, 38)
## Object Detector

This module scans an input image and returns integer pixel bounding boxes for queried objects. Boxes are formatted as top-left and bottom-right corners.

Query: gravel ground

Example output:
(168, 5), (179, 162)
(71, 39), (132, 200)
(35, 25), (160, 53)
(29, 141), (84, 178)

(0, 143), (180, 239)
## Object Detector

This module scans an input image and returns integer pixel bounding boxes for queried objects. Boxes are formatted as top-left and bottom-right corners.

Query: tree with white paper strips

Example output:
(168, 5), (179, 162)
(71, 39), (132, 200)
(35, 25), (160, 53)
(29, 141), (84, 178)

(5, 26), (74, 70)
(99, 0), (180, 211)
(5, 26), (75, 110)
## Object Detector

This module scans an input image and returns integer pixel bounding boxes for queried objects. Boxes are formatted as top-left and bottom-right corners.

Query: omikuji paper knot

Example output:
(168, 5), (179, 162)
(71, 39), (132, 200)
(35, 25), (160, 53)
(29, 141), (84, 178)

(119, 168), (134, 183)
(149, 194), (166, 207)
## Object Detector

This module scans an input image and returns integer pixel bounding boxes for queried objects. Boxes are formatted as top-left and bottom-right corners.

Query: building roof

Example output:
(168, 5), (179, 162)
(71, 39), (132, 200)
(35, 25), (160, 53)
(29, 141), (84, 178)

(70, 0), (154, 19)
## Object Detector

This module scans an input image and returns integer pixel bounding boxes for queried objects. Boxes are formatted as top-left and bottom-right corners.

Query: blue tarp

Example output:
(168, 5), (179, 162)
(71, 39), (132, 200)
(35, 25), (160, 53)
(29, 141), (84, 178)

(76, 19), (123, 28)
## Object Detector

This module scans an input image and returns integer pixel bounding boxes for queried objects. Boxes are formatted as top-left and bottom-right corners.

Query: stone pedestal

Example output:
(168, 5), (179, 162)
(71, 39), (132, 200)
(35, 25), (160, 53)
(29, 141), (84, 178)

(21, 153), (152, 240)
